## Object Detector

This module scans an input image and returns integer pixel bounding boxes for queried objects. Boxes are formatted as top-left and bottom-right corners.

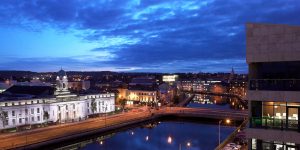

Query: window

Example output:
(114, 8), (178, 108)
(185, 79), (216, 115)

(5, 103), (7, 106)
(5, 119), (8, 125)
(37, 100), (39, 103)
(37, 108), (40, 113)
(12, 102), (15, 106)
(66, 105), (68, 110)
(73, 104), (75, 109)
(12, 119), (15, 125)
(12, 111), (15, 116)
(19, 118), (22, 124)
(25, 109), (28, 115)
(25, 117), (28, 122)
(31, 117), (34, 122)
(31, 108), (34, 114)
(251, 139), (257, 150)
(37, 116), (40, 121)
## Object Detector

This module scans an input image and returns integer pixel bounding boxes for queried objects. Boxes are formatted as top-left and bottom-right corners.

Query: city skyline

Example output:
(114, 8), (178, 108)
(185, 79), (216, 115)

(0, 0), (300, 73)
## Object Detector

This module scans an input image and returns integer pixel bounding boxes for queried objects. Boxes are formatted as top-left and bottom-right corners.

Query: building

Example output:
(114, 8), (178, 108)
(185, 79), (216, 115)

(68, 80), (90, 91)
(158, 83), (177, 104)
(178, 79), (222, 93)
(126, 77), (158, 105)
(229, 80), (247, 98)
(0, 69), (115, 130)
(162, 75), (179, 85)
(246, 23), (300, 149)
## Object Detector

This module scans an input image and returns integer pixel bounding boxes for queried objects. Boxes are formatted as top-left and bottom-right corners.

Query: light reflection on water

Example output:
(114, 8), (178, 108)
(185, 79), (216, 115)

(58, 121), (235, 150)
(187, 94), (244, 110)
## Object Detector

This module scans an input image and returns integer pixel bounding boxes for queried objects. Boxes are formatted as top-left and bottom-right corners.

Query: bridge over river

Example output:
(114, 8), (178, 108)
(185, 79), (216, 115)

(0, 107), (248, 150)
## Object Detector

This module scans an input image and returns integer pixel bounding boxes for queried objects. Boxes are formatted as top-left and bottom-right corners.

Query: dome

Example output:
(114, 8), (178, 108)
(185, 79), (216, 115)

(57, 69), (67, 77)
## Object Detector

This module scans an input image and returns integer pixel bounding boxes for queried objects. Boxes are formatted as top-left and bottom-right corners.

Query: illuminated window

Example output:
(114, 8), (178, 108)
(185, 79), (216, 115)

(251, 139), (257, 149)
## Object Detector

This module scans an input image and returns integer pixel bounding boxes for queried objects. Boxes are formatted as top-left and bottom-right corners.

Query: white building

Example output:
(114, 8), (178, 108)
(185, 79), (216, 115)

(0, 69), (115, 129)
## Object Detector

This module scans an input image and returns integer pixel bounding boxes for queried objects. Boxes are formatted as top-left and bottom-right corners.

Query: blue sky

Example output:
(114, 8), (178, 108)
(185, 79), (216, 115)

(0, 0), (300, 73)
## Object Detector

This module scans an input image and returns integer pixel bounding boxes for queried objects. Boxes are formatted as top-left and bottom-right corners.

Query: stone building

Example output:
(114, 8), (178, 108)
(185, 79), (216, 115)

(246, 23), (300, 149)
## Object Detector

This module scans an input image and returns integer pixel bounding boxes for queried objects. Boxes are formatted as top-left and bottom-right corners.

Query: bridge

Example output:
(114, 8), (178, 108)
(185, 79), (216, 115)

(161, 107), (247, 121)
(0, 106), (248, 150)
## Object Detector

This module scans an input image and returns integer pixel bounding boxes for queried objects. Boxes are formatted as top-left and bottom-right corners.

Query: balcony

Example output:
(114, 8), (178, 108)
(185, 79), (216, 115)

(250, 117), (299, 131)
(249, 79), (300, 91)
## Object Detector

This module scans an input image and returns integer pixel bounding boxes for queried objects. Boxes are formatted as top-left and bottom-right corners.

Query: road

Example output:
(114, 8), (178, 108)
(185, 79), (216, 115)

(0, 106), (247, 150)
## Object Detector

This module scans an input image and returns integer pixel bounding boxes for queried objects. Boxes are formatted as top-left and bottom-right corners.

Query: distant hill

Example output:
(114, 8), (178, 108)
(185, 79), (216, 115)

(0, 70), (37, 78)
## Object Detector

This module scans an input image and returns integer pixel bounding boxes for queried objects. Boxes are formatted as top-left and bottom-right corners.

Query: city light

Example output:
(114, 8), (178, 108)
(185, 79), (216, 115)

(145, 136), (149, 141)
(167, 136), (172, 144)
(226, 119), (231, 124)
(187, 142), (191, 147)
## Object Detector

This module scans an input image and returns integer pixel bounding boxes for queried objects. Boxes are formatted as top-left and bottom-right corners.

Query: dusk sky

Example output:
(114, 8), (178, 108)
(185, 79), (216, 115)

(0, 0), (300, 73)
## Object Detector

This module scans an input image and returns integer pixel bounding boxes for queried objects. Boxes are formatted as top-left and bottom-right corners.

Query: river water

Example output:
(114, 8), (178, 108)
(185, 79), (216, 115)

(56, 121), (235, 150)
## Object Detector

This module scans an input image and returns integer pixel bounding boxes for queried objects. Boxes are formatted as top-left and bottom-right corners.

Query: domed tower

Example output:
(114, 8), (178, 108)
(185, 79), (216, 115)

(55, 69), (70, 96)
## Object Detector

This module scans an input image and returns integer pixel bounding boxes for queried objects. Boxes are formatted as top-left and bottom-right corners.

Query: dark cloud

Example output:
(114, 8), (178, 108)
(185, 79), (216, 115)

(1, 0), (300, 73)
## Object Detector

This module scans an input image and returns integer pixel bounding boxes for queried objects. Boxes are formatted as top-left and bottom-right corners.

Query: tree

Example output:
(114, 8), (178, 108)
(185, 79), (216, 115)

(173, 95), (180, 104)
(43, 111), (49, 124)
(91, 99), (97, 114)
(120, 99), (126, 112)
(0, 108), (8, 129)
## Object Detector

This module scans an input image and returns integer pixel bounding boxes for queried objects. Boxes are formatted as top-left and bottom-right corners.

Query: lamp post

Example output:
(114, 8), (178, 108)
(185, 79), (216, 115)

(103, 103), (107, 127)
(219, 119), (231, 145)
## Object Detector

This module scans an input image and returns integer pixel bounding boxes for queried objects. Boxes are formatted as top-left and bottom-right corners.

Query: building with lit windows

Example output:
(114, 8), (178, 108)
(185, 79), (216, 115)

(125, 77), (158, 105)
(179, 79), (222, 92)
(0, 69), (115, 130)
(246, 23), (300, 149)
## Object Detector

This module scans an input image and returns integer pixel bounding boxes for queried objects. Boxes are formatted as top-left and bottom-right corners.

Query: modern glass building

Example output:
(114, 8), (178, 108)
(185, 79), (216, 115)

(246, 23), (300, 149)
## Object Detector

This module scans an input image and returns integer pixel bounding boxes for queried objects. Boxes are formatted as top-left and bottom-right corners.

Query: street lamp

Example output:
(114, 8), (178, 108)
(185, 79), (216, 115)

(186, 142), (191, 147)
(102, 103), (108, 127)
(167, 136), (172, 144)
(219, 119), (231, 145)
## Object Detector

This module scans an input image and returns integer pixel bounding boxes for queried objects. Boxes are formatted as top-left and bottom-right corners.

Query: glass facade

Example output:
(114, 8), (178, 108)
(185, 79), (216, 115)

(250, 139), (299, 150)
(250, 101), (300, 131)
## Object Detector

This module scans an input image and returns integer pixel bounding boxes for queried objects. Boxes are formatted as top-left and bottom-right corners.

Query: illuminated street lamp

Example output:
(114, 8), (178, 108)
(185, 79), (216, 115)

(219, 119), (231, 145)
(186, 142), (191, 147)
(145, 136), (149, 141)
(167, 136), (172, 144)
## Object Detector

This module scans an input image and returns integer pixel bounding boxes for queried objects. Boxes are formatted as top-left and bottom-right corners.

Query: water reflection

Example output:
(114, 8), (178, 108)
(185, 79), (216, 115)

(187, 94), (245, 110)
(56, 121), (235, 150)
